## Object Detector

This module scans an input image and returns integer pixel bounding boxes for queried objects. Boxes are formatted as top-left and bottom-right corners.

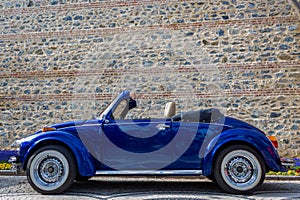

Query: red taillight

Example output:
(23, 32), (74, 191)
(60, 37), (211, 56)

(268, 136), (278, 149)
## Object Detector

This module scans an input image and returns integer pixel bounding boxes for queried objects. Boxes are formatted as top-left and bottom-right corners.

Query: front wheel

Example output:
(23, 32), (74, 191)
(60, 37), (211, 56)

(214, 145), (266, 194)
(26, 145), (76, 194)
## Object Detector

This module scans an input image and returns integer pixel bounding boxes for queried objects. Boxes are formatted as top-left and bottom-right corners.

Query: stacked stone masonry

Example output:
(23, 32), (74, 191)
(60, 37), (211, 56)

(0, 0), (300, 157)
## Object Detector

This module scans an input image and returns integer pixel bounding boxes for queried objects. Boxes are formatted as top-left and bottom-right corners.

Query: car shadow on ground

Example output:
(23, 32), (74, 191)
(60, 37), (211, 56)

(67, 177), (300, 198)
(68, 177), (223, 195)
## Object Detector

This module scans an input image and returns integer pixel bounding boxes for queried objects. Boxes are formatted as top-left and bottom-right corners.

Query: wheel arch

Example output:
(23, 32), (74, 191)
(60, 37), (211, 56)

(22, 134), (96, 177)
(205, 140), (267, 176)
(201, 129), (283, 176)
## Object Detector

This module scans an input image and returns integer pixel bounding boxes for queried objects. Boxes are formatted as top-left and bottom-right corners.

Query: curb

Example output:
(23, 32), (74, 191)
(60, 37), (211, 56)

(1, 172), (300, 181)
(265, 175), (300, 181)
(0, 171), (25, 176)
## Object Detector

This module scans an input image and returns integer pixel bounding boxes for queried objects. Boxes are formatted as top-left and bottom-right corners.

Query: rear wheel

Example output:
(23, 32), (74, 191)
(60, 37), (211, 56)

(214, 145), (266, 194)
(26, 145), (76, 194)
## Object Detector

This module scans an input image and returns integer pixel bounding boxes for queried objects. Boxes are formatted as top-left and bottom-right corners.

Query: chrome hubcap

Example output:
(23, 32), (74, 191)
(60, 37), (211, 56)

(221, 150), (262, 191)
(39, 158), (63, 183)
(226, 157), (253, 183)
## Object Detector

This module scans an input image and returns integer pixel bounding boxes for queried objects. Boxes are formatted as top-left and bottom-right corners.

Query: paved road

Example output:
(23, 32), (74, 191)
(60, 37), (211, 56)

(1, 176), (300, 199)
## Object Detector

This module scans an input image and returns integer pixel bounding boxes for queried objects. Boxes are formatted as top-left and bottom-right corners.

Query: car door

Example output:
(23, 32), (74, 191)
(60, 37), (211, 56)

(171, 122), (208, 169)
(100, 118), (173, 171)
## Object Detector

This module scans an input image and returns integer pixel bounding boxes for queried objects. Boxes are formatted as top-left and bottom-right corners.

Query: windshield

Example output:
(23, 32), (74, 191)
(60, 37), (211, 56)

(98, 93), (120, 119)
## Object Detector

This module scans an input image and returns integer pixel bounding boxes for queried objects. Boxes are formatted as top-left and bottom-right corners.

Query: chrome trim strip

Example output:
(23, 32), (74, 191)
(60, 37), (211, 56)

(95, 170), (203, 175)
(103, 121), (170, 126)
(76, 121), (169, 127)
(79, 124), (101, 127)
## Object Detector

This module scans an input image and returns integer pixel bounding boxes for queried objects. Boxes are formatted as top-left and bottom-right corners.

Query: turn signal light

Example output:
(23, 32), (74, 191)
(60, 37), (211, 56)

(42, 127), (56, 132)
(268, 135), (278, 149)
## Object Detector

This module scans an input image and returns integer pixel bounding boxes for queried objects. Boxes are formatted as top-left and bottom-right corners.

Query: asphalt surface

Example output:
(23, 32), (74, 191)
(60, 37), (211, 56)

(1, 175), (300, 200)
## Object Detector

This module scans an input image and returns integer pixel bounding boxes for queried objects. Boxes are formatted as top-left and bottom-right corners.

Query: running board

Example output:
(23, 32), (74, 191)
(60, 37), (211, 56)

(95, 170), (203, 175)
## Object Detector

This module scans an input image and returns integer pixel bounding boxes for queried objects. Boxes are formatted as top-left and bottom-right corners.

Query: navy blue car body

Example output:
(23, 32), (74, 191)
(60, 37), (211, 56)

(13, 91), (286, 194)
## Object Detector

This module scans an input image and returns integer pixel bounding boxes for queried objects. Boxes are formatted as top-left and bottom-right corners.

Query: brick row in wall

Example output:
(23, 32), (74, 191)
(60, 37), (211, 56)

(1, 89), (300, 101)
(1, 61), (300, 78)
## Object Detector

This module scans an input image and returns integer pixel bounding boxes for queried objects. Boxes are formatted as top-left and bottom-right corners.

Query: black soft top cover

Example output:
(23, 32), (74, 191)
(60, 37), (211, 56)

(172, 108), (224, 123)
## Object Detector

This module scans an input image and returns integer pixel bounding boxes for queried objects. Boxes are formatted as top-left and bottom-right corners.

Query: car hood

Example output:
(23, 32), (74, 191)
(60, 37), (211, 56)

(51, 120), (86, 129)
(49, 119), (103, 130)
(16, 119), (104, 143)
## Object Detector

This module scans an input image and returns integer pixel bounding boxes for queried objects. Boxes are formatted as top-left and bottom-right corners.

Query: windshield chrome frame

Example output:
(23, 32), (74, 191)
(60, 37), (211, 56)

(98, 91), (131, 120)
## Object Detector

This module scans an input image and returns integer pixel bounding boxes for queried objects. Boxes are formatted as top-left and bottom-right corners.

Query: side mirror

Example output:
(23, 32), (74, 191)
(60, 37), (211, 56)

(128, 98), (137, 110)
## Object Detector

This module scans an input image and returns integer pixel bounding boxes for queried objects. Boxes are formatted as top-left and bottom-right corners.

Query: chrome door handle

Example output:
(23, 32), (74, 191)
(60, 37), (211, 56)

(156, 124), (171, 130)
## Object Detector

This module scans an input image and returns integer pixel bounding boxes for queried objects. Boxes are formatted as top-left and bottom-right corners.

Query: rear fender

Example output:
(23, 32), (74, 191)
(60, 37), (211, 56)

(202, 128), (285, 176)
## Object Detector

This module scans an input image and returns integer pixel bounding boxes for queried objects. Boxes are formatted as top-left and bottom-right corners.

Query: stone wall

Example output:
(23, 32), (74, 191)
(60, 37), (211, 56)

(0, 0), (300, 157)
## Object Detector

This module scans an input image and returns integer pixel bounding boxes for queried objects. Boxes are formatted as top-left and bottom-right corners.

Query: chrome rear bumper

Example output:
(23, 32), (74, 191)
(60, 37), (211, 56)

(281, 158), (295, 167)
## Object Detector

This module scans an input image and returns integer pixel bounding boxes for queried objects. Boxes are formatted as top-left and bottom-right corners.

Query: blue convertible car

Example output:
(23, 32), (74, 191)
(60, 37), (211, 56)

(11, 91), (286, 194)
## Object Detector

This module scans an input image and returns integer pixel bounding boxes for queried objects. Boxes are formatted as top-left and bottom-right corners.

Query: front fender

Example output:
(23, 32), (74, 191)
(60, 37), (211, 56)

(20, 131), (96, 177)
(202, 128), (286, 176)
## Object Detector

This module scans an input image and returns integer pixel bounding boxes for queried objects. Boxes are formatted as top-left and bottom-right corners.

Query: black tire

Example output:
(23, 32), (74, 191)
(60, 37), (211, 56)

(75, 175), (92, 182)
(26, 145), (76, 194)
(213, 145), (266, 194)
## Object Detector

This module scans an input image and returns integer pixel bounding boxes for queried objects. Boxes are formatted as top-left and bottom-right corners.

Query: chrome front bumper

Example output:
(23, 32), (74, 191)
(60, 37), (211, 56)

(7, 156), (21, 174)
